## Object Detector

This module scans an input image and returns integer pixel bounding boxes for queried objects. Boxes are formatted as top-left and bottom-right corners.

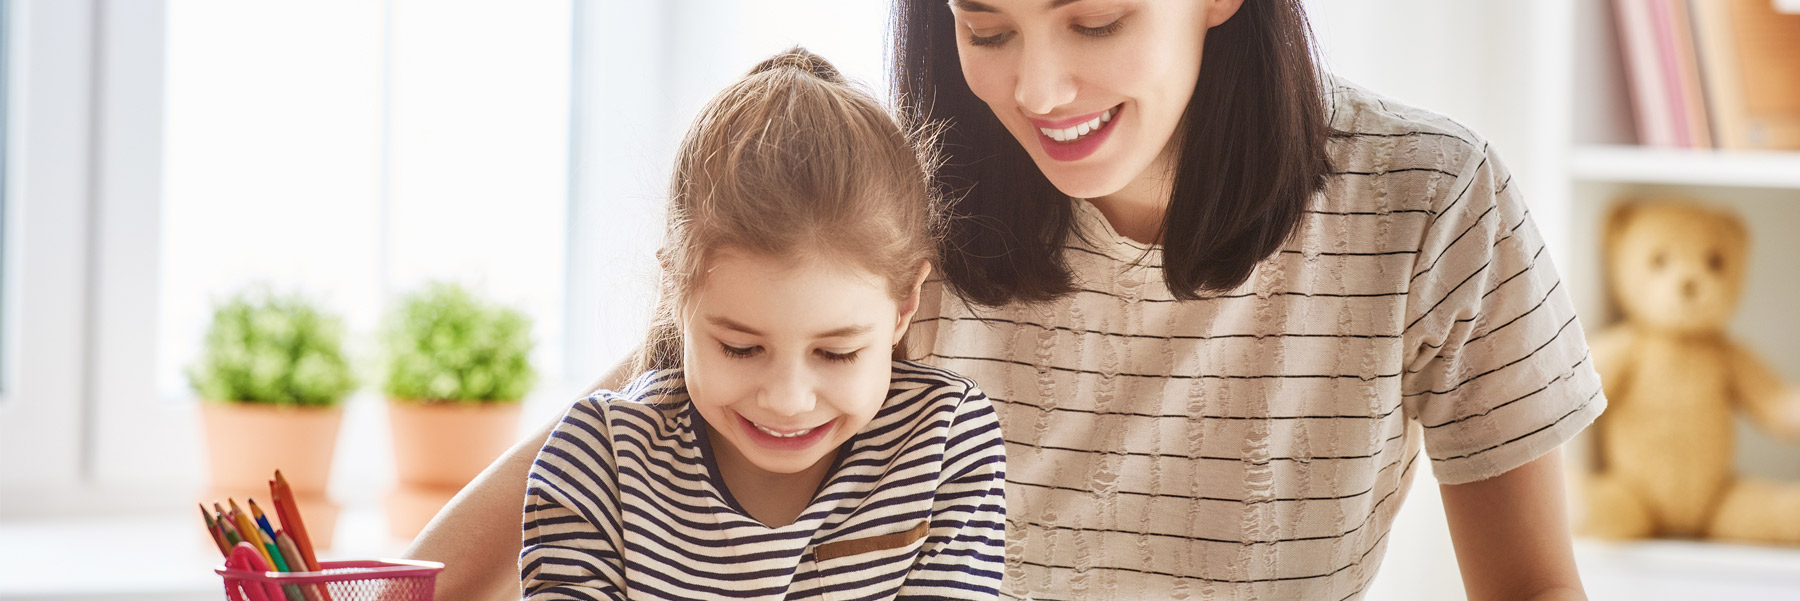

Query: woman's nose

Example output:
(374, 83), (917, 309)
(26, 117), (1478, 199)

(1014, 40), (1078, 115)
(756, 360), (816, 418)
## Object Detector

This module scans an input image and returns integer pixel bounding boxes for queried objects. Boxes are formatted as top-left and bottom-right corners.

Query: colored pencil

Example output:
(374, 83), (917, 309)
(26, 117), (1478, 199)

(201, 504), (230, 556)
(272, 471), (333, 601)
(219, 515), (244, 547)
(232, 500), (276, 568)
(277, 531), (324, 601)
(259, 536), (307, 601)
(249, 499), (279, 542)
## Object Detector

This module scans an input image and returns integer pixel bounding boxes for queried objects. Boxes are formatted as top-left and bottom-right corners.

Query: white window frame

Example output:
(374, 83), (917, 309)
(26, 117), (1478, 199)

(0, 0), (124, 511)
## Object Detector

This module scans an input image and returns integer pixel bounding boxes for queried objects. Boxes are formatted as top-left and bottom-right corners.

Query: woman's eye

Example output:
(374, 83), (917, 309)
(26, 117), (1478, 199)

(817, 349), (860, 363)
(1073, 18), (1124, 38)
(968, 29), (1012, 47)
(720, 343), (760, 359)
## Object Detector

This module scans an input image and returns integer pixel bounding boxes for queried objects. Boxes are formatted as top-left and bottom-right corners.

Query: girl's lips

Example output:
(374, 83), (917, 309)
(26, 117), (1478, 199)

(736, 413), (837, 452)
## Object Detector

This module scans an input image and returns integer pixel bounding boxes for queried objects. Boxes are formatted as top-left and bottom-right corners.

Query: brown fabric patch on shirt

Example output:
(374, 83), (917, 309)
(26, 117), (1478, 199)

(813, 520), (930, 562)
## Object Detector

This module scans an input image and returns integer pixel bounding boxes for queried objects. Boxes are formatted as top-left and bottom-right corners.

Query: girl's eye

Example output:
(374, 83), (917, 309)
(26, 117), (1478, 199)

(1073, 18), (1124, 38)
(720, 343), (760, 359)
(817, 349), (860, 364)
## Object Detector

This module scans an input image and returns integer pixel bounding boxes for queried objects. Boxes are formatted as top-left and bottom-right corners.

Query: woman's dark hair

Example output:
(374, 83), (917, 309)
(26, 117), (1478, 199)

(892, 0), (1336, 304)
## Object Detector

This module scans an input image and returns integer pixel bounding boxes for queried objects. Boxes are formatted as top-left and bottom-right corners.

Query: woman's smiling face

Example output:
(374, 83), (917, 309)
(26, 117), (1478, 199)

(947, 0), (1240, 200)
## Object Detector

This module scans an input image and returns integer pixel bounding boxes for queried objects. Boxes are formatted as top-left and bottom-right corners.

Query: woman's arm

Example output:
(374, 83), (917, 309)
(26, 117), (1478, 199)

(404, 362), (638, 601)
(1440, 448), (1586, 601)
(404, 419), (553, 601)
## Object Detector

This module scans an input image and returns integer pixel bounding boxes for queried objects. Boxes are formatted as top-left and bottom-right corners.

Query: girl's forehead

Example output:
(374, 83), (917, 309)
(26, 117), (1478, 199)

(687, 249), (897, 335)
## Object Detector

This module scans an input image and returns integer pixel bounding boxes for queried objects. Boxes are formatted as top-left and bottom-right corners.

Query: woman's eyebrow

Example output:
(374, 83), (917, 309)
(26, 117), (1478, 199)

(952, 0), (1088, 14)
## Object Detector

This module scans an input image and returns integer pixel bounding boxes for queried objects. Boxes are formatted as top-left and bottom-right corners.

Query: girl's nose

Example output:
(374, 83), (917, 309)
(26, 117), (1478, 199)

(1014, 40), (1077, 116)
(756, 360), (816, 418)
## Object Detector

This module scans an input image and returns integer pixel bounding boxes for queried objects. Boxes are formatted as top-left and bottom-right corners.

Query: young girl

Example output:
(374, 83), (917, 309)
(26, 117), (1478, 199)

(518, 49), (1006, 600)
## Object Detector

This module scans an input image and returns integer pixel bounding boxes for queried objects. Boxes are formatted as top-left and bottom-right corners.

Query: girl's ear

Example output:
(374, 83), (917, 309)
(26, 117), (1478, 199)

(1206, 0), (1246, 28)
(892, 261), (935, 342)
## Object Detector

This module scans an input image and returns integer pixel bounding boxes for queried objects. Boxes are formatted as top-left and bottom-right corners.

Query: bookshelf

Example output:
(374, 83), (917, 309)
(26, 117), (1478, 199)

(1557, 1), (1800, 597)
(1570, 145), (1800, 189)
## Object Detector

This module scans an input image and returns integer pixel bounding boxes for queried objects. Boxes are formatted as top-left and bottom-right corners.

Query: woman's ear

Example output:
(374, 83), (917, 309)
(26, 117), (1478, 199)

(1206, 0), (1246, 28)
(893, 261), (935, 342)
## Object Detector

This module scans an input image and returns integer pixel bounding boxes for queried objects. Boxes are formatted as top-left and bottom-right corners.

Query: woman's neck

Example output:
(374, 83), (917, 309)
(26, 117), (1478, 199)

(706, 424), (835, 528)
(1087, 148), (1177, 245)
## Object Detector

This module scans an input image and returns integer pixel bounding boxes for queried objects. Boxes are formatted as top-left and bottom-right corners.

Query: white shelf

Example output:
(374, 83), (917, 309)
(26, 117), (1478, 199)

(1577, 539), (1800, 600)
(1571, 145), (1800, 189)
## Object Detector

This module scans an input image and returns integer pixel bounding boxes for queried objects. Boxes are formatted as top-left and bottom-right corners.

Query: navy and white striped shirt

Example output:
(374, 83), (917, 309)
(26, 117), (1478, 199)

(522, 361), (1007, 600)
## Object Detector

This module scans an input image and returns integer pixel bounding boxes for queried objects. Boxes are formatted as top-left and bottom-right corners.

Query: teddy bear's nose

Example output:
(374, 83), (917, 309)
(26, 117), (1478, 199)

(1682, 279), (1699, 300)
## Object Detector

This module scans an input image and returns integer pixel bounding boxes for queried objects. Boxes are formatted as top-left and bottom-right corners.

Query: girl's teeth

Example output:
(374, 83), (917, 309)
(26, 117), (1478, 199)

(1039, 107), (1117, 143)
(754, 422), (814, 438)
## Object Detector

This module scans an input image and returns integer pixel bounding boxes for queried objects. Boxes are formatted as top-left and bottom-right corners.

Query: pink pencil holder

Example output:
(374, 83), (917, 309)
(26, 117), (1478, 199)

(216, 559), (444, 601)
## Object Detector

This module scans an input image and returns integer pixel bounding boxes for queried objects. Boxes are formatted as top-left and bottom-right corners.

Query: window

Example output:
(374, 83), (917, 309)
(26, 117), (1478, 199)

(159, 1), (571, 402)
(0, 0), (11, 398)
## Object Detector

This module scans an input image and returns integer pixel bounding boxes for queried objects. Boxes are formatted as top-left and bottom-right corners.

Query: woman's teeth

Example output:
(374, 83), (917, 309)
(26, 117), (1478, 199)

(1040, 107), (1116, 143)
(753, 422), (815, 438)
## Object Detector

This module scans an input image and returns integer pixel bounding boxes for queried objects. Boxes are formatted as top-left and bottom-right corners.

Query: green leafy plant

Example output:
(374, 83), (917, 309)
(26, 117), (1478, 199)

(187, 289), (359, 406)
(382, 282), (536, 404)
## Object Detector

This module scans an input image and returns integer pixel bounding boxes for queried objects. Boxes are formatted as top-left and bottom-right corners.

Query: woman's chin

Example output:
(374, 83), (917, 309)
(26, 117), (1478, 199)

(1034, 163), (1135, 201)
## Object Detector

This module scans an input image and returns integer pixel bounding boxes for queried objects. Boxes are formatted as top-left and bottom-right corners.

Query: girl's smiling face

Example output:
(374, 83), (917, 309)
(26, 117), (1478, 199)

(681, 249), (924, 477)
(948, 0), (1241, 200)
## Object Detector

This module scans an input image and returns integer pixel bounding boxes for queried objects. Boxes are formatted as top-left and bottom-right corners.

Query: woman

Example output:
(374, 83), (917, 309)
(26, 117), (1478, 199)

(409, 1), (1601, 599)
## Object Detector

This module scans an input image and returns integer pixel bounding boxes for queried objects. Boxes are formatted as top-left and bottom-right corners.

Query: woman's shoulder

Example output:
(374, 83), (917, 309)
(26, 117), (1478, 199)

(1325, 79), (1487, 153)
(1320, 78), (1503, 216)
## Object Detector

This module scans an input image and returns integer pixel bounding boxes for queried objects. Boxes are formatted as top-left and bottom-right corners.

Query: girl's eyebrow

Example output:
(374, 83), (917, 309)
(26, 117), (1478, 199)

(953, 0), (1087, 14)
(704, 315), (873, 339)
(814, 325), (874, 339)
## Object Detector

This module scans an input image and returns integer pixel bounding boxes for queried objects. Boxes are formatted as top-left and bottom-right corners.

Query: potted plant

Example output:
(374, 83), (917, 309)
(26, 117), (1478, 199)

(380, 282), (536, 538)
(190, 288), (357, 549)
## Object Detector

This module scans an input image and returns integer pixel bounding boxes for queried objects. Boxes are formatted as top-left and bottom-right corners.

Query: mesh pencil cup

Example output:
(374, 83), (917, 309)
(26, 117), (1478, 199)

(216, 559), (444, 601)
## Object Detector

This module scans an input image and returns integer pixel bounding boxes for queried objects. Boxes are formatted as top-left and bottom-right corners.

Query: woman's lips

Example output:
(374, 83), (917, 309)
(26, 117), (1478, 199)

(1032, 104), (1122, 162)
(736, 413), (837, 452)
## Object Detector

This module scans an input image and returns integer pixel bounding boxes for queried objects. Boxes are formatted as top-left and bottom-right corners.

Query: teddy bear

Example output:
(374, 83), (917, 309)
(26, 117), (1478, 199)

(1581, 199), (1800, 544)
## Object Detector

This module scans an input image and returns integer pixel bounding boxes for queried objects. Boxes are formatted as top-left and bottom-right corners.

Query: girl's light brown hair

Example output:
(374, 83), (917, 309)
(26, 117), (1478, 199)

(632, 47), (942, 374)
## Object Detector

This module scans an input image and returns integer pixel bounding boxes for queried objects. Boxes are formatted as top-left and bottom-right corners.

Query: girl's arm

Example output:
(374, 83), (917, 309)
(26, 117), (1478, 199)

(520, 400), (629, 599)
(897, 390), (1008, 600)
(1440, 448), (1586, 601)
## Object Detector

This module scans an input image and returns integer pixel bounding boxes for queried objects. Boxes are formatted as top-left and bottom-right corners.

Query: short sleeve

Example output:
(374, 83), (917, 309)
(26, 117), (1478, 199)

(1399, 143), (1607, 485)
(521, 395), (628, 599)
(897, 378), (1006, 600)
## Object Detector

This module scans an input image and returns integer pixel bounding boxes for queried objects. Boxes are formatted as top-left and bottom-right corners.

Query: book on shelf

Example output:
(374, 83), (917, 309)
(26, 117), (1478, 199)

(1612, 0), (1800, 151)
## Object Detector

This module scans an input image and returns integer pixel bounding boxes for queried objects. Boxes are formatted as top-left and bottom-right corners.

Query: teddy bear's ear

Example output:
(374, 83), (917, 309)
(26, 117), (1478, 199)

(1716, 208), (1749, 250)
(1604, 201), (1641, 251)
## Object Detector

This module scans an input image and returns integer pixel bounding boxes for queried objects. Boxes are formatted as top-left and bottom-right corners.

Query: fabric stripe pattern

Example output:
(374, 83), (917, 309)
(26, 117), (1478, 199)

(910, 81), (1606, 600)
(522, 361), (1008, 600)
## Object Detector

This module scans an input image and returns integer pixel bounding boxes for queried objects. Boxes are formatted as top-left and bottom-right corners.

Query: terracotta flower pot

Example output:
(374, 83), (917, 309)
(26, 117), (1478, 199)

(386, 400), (522, 539)
(200, 402), (343, 549)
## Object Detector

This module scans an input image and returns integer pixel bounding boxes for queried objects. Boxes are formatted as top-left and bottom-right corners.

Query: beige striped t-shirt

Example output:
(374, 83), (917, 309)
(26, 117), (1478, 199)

(908, 82), (1606, 600)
